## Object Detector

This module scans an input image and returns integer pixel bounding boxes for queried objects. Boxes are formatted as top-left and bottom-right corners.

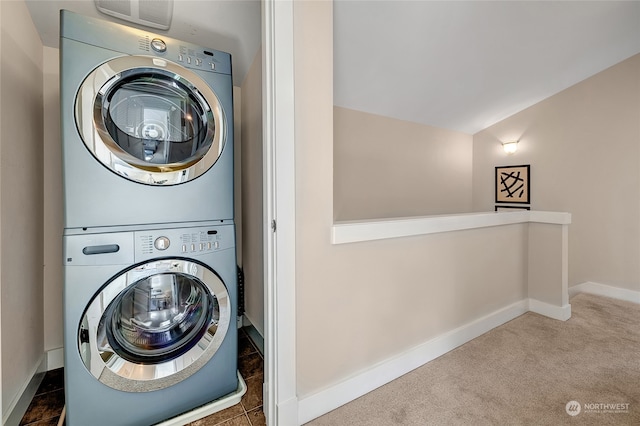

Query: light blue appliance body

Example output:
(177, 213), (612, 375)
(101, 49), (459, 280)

(60, 10), (234, 229)
(63, 222), (238, 426)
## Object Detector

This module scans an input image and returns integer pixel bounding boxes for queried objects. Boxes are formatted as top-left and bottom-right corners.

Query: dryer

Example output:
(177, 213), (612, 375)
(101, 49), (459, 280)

(63, 222), (238, 426)
(60, 10), (235, 229)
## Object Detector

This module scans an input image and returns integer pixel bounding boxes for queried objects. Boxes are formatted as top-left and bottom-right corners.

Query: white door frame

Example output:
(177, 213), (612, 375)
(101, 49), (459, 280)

(262, 1), (298, 425)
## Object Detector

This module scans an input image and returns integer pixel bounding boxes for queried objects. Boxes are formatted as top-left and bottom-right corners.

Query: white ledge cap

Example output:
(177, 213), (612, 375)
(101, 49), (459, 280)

(332, 211), (571, 244)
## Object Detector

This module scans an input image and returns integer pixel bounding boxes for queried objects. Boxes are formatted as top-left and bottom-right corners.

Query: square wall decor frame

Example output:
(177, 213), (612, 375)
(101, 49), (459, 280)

(495, 164), (530, 204)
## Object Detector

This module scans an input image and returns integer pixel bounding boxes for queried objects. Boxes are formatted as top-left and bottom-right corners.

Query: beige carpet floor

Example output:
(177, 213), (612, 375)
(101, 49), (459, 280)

(307, 293), (640, 425)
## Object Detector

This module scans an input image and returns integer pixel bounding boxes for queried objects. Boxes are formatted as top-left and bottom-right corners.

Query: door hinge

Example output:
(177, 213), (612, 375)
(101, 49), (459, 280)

(271, 219), (277, 232)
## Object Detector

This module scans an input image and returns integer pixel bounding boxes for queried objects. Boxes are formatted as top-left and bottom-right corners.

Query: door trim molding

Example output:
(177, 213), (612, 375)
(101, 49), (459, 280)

(262, 1), (298, 424)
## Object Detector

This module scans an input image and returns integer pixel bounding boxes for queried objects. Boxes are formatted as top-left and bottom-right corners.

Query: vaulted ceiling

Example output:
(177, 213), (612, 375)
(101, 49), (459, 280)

(25, 0), (640, 134)
(334, 1), (640, 134)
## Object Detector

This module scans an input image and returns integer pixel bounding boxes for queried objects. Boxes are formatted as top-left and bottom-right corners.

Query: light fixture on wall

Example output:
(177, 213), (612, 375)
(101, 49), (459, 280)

(502, 140), (519, 155)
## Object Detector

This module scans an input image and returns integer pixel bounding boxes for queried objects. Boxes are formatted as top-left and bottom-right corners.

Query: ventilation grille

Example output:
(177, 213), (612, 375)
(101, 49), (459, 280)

(95, 0), (174, 30)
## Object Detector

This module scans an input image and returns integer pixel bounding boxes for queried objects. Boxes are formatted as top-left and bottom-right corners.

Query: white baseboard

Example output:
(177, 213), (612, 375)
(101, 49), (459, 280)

(4, 349), (64, 425)
(243, 311), (264, 337)
(47, 348), (64, 370)
(570, 281), (640, 304)
(528, 298), (571, 321)
(3, 355), (46, 426)
(277, 396), (300, 426)
(297, 299), (529, 425)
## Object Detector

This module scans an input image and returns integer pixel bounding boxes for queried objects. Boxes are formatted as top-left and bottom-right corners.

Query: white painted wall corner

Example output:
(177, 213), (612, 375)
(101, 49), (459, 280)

(528, 298), (571, 321)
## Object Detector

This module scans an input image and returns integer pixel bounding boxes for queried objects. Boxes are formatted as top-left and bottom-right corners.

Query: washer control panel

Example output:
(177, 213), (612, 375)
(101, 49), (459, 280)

(135, 224), (234, 260)
(64, 223), (235, 265)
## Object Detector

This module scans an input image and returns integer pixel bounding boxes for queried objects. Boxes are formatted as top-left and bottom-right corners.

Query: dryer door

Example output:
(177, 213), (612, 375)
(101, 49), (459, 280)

(79, 258), (231, 392)
(75, 56), (226, 185)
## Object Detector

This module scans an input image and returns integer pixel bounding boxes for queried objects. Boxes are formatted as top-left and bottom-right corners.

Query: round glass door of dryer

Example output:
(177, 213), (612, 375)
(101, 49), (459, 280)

(78, 259), (231, 392)
(75, 56), (226, 185)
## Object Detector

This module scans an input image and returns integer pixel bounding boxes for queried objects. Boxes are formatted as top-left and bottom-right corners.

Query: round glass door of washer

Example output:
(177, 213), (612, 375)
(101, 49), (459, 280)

(79, 259), (230, 392)
(75, 56), (226, 185)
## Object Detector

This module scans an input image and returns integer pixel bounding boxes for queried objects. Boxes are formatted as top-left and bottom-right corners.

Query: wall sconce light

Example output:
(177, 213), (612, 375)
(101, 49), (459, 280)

(502, 140), (518, 154)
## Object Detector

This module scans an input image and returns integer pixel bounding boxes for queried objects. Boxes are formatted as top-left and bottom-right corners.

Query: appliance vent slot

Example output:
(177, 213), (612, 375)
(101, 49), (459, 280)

(139, 0), (173, 27)
(95, 0), (174, 30)
(95, 0), (131, 16)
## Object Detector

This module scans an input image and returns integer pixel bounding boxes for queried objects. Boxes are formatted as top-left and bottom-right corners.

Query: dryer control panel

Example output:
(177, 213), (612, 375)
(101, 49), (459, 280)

(60, 10), (232, 75)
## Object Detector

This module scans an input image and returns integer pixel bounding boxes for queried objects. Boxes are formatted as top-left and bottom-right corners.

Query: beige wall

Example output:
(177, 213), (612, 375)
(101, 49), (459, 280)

(334, 106), (473, 220)
(472, 54), (640, 292)
(240, 47), (264, 334)
(528, 223), (566, 305)
(0, 0), (44, 417)
(43, 46), (63, 353)
(294, 0), (528, 397)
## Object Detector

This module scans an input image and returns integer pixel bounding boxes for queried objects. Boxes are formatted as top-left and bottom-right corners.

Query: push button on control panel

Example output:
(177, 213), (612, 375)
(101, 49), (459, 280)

(176, 229), (225, 253)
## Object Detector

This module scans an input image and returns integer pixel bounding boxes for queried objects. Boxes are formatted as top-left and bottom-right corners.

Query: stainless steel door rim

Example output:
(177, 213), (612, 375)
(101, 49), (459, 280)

(79, 258), (231, 392)
(75, 55), (226, 185)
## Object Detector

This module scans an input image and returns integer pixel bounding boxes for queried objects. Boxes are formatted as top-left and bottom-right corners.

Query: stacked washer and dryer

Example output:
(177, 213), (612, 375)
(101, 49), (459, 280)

(60, 10), (240, 426)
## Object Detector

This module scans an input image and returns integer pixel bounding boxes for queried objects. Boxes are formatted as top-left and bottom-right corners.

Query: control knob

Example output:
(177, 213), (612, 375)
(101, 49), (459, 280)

(154, 236), (170, 250)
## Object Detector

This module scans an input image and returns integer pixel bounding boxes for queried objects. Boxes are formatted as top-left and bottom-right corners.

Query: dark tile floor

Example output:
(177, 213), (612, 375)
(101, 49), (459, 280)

(21, 328), (265, 426)
(19, 368), (65, 426)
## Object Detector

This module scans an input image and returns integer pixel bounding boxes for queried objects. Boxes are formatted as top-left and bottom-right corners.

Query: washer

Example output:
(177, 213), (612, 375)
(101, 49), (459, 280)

(63, 222), (238, 426)
(60, 10), (234, 229)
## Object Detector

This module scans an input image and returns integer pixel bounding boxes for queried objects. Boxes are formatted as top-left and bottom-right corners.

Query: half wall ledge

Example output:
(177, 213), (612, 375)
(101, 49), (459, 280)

(331, 210), (571, 245)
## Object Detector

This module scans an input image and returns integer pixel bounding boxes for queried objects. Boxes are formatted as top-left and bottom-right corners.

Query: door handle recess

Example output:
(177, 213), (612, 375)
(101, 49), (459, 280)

(82, 244), (120, 255)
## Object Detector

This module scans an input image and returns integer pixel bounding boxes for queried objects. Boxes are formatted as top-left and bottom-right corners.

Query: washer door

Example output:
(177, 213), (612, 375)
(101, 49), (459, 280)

(79, 258), (231, 392)
(75, 56), (226, 185)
